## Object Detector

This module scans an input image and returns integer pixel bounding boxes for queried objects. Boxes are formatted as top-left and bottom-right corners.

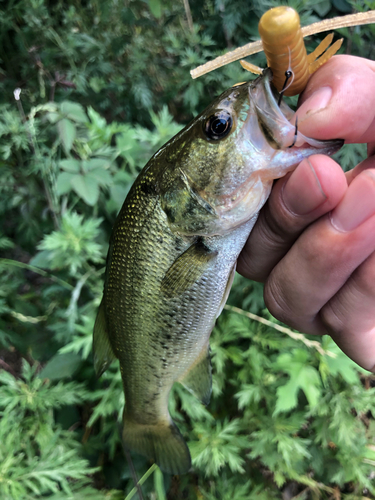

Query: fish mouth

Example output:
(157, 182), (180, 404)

(250, 69), (343, 154)
(211, 70), (343, 233)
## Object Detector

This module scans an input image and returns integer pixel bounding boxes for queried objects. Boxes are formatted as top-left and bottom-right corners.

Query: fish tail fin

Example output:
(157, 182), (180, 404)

(122, 413), (191, 475)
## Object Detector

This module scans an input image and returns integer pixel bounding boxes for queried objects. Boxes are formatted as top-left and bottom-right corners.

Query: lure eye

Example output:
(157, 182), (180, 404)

(204, 110), (233, 140)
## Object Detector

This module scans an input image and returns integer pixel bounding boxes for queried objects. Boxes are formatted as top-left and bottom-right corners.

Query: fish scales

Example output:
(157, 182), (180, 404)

(106, 166), (252, 419)
(93, 70), (343, 475)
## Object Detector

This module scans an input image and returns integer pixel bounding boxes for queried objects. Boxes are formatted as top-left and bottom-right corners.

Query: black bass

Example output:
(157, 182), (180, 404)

(93, 70), (342, 475)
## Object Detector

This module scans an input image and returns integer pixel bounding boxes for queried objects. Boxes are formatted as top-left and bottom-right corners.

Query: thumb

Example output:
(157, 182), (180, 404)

(295, 55), (375, 145)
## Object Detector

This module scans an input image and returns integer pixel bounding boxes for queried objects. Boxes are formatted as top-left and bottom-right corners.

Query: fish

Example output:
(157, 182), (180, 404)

(93, 69), (342, 475)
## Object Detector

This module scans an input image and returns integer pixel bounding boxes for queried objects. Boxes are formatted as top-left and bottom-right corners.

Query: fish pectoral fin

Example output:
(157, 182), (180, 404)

(93, 298), (116, 377)
(179, 342), (212, 406)
(216, 264), (236, 319)
(161, 239), (217, 298)
(122, 414), (191, 475)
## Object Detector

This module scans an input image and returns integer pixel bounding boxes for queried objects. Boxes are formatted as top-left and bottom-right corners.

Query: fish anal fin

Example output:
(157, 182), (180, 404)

(179, 343), (212, 406)
(161, 239), (217, 298)
(93, 298), (116, 377)
(122, 414), (191, 475)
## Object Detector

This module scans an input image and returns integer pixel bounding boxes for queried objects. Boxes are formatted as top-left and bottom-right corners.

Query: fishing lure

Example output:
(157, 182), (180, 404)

(191, 8), (375, 96)
(247, 6), (343, 96)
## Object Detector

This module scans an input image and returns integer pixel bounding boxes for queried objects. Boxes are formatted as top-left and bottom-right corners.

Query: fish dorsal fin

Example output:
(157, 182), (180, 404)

(161, 239), (217, 298)
(178, 343), (212, 406)
(93, 298), (116, 377)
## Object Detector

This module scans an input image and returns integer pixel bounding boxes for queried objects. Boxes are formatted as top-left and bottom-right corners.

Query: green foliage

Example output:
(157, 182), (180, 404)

(1, 0), (375, 498)
(274, 349), (322, 414)
(0, 360), (102, 499)
(35, 212), (104, 274)
(190, 419), (251, 475)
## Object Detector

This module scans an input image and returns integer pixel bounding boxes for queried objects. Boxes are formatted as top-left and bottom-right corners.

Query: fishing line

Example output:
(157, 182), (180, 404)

(288, 116), (299, 148)
(278, 48), (294, 106)
(117, 421), (144, 500)
(278, 69), (294, 106)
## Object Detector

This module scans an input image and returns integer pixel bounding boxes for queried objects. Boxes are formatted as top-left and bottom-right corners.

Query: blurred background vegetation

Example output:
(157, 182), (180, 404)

(1, 0), (375, 498)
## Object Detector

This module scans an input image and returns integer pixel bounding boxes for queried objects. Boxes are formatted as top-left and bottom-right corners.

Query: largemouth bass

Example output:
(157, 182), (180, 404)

(93, 70), (342, 475)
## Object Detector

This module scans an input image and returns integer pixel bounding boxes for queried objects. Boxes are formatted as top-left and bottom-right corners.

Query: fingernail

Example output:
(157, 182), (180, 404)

(282, 159), (327, 215)
(331, 171), (375, 232)
(298, 86), (333, 119)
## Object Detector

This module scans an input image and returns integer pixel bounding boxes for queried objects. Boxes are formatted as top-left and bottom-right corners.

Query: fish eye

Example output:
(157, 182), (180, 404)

(204, 110), (233, 140)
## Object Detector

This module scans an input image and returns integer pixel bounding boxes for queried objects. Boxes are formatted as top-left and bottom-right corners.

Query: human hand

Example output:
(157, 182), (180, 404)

(237, 55), (375, 371)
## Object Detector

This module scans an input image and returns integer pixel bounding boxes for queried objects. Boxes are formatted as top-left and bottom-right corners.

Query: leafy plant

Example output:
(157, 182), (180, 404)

(0, 361), (102, 499)
(0, 0), (374, 498)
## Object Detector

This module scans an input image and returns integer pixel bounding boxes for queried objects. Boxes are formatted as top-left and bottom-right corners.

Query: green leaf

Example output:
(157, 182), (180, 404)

(332, 0), (352, 13)
(108, 183), (131, 212)
(320, 336), (362, 384)
(71, 174), (100, 206)
(46, 112), (61, 124)
(312, 0), (332, 17)
(36, 212), (103, 274)
(87, 167), (112, 186)
(116, 129), (141, 168)
(113, 170), (135, 184)
(83, 158), (111, 171)
(274, 380), (299, 415)
(87, 106), (107, 129)
(59, 159), (81, 173)
(274, 349), (322, 415)
(57, 119), (76, 152)
(148, 0), (162, 18)
(29, 249), (53, 268)
(88, 76), (106, 93)
(274, 471), (286, 488)
(235, 384), (262, 410)
(56, 172), (75, 195)
(60, 101), (88, 123)
(39, 353), (82, 380)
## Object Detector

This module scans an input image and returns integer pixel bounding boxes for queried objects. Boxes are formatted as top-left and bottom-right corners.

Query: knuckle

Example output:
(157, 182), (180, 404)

(264, 274), (295, 326)
(266, 196), (297, 241)
(298, 223), (341, 275)
(256, 201), (296, 251)
(320, 301), (346, 337)
(257, 214), (287, 254)
(352, 254), (375, 296)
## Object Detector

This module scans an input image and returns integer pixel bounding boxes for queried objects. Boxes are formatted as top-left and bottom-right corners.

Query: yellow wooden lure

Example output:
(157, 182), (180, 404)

(191, 7), (375, 96)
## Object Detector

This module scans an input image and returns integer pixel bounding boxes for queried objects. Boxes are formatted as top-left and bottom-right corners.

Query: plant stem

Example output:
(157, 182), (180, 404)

(182, 0), (193, 32)
(224, 304), (336, 358)
(0, 258), (73, 290)
(124, 464), (158, 500)
(14, 89), (60, 229)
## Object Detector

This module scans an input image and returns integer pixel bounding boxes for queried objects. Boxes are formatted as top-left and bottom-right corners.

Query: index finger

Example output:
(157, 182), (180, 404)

(296, 55), (375, 145)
